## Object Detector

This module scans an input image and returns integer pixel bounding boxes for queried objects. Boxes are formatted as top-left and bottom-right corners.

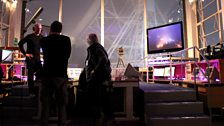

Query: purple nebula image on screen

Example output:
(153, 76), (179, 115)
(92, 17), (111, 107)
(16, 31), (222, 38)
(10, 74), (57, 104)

(147, 22), (183, 54)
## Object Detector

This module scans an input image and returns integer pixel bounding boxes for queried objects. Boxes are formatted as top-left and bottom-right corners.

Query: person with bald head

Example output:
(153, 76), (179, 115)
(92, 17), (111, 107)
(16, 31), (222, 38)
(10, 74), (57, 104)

(18, 23), (43, 95)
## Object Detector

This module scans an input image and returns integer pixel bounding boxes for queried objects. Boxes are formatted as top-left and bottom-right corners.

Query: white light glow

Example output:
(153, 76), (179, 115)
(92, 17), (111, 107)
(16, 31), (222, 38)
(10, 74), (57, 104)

(25, 8), (30, 13)
(189, 0), (195, 3)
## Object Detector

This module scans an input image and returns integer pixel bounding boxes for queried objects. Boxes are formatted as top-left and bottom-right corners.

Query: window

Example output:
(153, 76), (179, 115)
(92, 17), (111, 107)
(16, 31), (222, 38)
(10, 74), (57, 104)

(196, 0), (223, 48)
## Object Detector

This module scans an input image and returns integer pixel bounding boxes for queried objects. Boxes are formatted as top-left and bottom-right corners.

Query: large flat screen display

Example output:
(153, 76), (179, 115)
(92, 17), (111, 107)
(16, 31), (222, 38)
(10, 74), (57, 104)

(147, 21), (184, 54)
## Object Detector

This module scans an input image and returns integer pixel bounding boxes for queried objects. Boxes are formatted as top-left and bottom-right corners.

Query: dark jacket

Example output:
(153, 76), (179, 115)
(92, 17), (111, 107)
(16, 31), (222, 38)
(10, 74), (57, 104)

(18, 33), (42, 62)
(85, 42), (111, 83)
(40, 34), (71, 78)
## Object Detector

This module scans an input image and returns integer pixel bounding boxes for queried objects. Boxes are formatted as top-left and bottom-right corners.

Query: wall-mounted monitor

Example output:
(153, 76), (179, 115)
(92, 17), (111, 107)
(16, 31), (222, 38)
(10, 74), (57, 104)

(0, 49), (14, 63)
(164, 67), (175, 77)
(147, 21), (184, 54)
(153, 68), (165, 76)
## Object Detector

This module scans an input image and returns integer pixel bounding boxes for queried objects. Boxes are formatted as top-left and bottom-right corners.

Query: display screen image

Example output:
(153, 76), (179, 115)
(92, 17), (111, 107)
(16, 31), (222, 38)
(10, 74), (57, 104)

(147, 21), (184, 54)
(1, 49), (14, 63)
(164, 67), (175, 77)
(153, 68), (165, 76)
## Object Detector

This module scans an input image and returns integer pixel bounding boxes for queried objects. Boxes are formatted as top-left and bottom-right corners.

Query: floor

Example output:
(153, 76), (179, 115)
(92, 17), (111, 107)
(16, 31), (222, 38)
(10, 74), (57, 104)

(1, 83), (224, 126)
(0, 115), (224, 126)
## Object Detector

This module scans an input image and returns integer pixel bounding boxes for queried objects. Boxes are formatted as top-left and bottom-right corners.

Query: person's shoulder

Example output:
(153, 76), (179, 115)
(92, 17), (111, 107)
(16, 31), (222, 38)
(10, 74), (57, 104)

(25, 33), (34, 38)
(60, 35), (71, 42)
(60, 35), (70, 39)
(40, 36), (49, 45)
(40, 36), (48, 41)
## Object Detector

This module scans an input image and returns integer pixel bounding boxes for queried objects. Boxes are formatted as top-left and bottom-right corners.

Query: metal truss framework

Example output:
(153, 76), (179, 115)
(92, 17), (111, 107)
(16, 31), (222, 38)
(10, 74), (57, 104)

(0, 0), (11, 47)
(78, 0), (145, 67)
(104, 0), (145, 67)
(196, 0), (223, 48)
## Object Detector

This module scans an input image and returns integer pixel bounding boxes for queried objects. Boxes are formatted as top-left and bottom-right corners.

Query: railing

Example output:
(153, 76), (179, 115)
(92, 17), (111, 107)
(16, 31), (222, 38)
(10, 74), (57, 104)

(145, 46), (214, 123)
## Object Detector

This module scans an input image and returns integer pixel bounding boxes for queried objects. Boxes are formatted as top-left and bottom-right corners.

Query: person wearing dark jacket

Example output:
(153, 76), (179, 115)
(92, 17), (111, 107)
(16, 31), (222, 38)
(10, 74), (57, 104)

(40, 21), (71, 126)
(18, 23), (43, 95)
(85, 33), (113, 126)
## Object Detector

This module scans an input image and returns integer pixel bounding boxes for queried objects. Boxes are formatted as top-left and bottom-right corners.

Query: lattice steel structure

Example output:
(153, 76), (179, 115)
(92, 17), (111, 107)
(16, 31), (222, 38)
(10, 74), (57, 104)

(76, 0), (145, 67)
(196, 0), (224, 48)
(0, 0), (10, 47)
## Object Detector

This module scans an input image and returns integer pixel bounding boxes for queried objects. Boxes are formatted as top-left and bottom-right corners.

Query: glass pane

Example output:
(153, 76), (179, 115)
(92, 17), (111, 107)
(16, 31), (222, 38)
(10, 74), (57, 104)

(105, 0), (144, 67)
(25, 0), (59, 35)
(203, 1), (217, 19)
(0, 1), (10, 47)
(197, 1), (203, 22)
(219, 0), (222, 10)
(202, 0), (215, 7)
(205, 32), (219, 46)
(204, 15), (218, 34)
(147, 0), (184, 28)
(220, 13), (224, 44)
(62, 0), (101, 67)
(198, 25), (204, 48)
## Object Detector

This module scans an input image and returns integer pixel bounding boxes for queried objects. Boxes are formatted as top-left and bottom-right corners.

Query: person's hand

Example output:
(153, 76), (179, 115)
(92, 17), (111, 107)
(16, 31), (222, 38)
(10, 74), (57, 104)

(25, 53), (33, 59)
(90, 70), (95, 78)
(91, 70), (95, 75)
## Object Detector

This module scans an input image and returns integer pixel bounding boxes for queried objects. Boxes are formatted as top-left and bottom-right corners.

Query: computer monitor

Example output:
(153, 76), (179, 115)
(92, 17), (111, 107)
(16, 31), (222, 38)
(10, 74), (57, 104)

(124, 63), (140, 79)
(67, 68), (83, 81)
(0, 49), (14, 63)
(153, 68), (165, 76)
(164, 67), (175, 77)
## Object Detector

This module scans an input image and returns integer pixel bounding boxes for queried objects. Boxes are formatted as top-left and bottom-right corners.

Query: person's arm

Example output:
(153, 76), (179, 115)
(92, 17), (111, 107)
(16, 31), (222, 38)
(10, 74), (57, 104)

(18, 35), (34, 59)
(18, 35), (29, 56)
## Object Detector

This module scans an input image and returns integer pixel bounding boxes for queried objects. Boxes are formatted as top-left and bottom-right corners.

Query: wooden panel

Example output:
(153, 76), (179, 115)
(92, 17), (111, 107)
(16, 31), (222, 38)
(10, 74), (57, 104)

(206, 86), (224, 108)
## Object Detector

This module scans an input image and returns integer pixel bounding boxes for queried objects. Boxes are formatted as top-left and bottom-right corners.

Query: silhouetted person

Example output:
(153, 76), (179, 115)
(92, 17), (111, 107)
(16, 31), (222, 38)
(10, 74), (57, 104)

(40, 21), (71, 126)
(85, 33), (113, 126)
(18, 23), (43, 95)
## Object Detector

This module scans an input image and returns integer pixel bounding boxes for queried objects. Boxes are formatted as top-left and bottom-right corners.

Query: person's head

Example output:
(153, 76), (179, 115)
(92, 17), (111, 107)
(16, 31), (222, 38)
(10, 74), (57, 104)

(87, 33), (99, 45)
(33, 23), (42, 36)
(50, 21), (62, 34)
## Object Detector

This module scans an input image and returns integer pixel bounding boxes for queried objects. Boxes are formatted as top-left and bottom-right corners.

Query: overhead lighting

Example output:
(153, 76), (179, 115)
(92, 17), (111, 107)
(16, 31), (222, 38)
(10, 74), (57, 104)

(189, 0), (196, 3)
(38, 18), (43, 21)
(25, 8), (30, 13)
(2, 0), (7, 3)
(169, 18), (173, 23)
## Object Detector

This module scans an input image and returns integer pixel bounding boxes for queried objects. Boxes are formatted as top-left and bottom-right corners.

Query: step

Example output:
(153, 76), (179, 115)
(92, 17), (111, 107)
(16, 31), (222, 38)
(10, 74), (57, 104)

(11, 85), (29, 96)
(144, 90), (196, 103)
(147, 116), (210, 126)
(3, 95), (37, 107)
(0, 106), (37, 118)
(145, 101), (204, 117)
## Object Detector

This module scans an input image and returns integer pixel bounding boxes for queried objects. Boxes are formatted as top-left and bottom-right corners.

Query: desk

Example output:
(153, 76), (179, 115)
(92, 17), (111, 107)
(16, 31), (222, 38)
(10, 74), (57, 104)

(113, 80), (139, 121)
